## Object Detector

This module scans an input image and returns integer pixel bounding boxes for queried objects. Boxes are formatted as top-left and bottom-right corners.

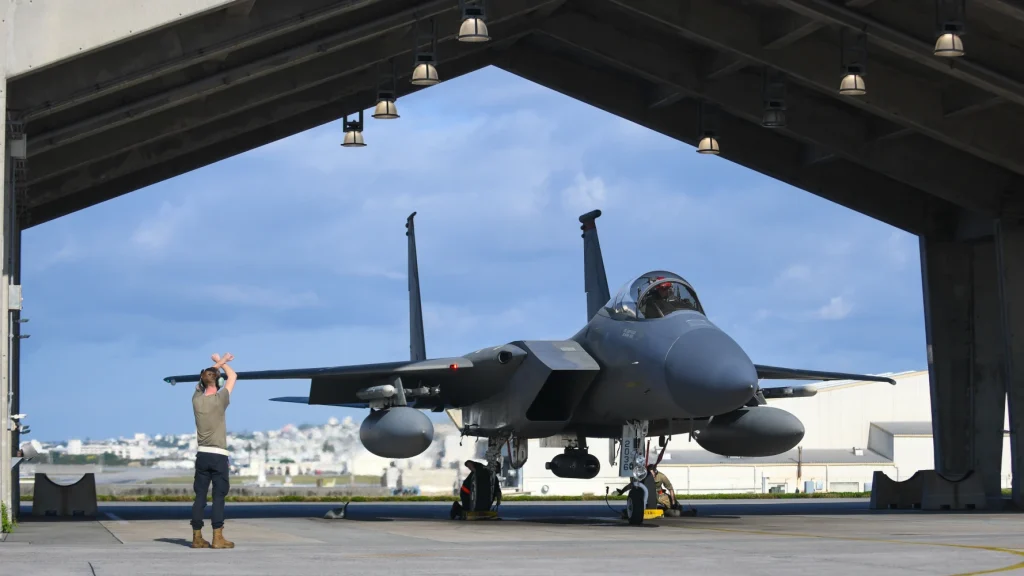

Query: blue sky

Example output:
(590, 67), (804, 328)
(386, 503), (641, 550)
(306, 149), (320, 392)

(21, 66), (926, 442)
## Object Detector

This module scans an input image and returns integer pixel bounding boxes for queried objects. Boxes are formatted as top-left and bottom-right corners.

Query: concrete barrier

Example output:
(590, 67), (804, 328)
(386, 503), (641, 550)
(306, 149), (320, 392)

(31, 473), (98, 517)
(869, 470), (987, 511)
(921, 470), (986, 511)
(869, 470), (923, 510)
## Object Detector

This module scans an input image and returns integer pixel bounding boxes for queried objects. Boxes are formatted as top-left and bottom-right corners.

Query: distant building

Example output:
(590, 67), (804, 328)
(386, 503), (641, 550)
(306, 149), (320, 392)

(519, 370), (1013, 496)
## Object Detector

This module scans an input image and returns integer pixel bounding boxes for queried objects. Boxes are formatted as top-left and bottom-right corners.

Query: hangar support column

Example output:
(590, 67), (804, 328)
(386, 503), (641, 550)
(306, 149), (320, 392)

(10, 224), (19, 520)
(0, 5), (9, 522)
(995, 220), (1024, 508)
(920, 229), (1007, 507)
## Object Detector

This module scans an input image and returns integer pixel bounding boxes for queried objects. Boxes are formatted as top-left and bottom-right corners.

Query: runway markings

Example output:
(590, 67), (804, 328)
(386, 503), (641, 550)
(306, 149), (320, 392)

(672, 523), (1024, 576)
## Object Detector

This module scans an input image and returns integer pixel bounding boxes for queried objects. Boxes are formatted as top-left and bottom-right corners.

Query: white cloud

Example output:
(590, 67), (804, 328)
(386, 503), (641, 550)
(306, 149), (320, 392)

(885, 230), (913, 270)
(422, 301), (529, 337)
(30, 237), (82, 272)
(194, 284), (321, 309)
(815, 296), (853, 320)
(777, 264), (812, 283)
(346, 267), (406, 281)
(561, 173), (609, 214)
(130, 199), (194, 253)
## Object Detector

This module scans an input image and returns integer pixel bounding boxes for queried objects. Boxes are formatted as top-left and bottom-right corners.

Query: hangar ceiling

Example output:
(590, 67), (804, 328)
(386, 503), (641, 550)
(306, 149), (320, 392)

(9, 0), (1024, 235)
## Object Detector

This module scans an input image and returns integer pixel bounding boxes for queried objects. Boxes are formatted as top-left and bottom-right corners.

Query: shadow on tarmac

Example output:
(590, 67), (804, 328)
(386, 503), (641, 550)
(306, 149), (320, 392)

(19, 499), (875, 525)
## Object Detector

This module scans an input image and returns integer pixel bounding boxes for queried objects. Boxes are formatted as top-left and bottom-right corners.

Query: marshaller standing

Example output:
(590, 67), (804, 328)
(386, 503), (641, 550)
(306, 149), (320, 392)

(190, 352), (237, 549)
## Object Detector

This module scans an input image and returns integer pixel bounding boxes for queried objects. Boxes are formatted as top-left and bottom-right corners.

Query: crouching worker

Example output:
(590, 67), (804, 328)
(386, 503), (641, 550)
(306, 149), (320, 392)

(450, 460), (502, 519)
(191, 353), (237, 549)
(649, 463), (678, 509)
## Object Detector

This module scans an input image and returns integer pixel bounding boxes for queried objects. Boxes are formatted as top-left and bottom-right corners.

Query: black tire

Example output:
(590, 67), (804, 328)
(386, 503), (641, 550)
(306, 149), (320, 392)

(626, 488), (645, 526)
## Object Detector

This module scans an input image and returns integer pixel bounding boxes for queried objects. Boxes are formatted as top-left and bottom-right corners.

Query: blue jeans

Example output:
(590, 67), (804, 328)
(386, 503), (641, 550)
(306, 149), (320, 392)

(191, 452), (230, 530)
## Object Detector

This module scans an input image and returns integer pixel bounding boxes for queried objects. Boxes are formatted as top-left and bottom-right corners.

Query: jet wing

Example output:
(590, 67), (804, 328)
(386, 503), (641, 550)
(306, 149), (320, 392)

(755, 364), (896, 400)
(163, 357), (472, 384)
(163, 357), (474, 407)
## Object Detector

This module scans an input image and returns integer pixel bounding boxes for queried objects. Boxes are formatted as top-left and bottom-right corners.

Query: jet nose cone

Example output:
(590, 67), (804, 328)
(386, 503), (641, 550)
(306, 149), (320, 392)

(665, 328), (758, 416)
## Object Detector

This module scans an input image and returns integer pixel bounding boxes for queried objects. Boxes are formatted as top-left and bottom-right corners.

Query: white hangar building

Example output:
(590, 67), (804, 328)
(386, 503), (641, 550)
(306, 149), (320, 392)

(515, 370), (1013, 496)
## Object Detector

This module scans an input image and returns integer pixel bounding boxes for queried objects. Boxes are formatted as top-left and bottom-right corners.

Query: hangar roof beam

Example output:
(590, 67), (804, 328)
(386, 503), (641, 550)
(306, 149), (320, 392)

(20, 39), (508, 226)
(497, 41), (959, 237)
(537, 11), (1016, 216)
(603, 0), (1024, 178)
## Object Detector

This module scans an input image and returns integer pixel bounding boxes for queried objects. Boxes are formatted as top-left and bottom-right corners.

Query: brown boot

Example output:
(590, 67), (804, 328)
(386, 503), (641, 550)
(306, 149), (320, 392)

(212, 527), (234, 549)
(191, 529), (210, 549)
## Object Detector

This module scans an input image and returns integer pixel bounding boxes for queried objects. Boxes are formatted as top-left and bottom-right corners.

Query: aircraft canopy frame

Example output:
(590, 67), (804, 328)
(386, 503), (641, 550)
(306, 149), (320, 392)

(607, 270), (705, 320)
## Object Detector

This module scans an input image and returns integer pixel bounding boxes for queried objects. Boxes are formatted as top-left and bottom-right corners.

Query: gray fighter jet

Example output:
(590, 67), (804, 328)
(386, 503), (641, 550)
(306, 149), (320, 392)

(164, 210), (895, 524)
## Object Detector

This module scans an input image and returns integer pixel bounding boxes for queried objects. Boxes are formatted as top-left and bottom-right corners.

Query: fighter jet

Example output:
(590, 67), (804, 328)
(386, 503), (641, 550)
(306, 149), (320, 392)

(164, 210), (895, 524)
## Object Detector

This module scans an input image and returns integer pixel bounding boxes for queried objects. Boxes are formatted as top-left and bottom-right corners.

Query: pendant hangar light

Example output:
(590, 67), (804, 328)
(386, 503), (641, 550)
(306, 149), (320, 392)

(458, 0), (490, 42)
(341, 110), (365, 147)
(411, 18), (440, 86)
(696, 101), (720, 155)
(838, 29), (867, 96)
(373, 59), (400, 119)
(933, 0), (966, 57)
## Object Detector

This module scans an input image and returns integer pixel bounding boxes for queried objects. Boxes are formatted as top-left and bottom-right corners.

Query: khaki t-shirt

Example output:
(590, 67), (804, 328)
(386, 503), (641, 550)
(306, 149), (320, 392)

(193, 387), (230, 454)
(653, 471), (673, 491)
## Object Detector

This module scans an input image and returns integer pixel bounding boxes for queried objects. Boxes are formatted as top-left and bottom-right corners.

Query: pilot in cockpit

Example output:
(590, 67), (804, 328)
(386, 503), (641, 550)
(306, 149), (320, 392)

(641, 278), (696, 318)
(641, 278), (681, 318)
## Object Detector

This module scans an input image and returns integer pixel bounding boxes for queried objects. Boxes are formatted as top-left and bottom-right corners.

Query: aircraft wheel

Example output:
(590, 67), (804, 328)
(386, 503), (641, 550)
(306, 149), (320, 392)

(626, 488), (645, 526)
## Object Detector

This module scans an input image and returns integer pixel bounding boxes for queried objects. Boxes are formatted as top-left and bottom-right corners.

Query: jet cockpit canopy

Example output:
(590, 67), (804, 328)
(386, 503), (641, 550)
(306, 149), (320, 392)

(608, 270), (704, 319)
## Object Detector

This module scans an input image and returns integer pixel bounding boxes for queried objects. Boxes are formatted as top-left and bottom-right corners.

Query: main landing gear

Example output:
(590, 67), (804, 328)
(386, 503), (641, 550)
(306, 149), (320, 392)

(450, 433), (517, 521)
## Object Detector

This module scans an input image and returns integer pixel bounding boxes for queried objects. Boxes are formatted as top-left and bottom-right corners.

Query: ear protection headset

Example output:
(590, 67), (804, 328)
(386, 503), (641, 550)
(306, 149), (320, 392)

(196, 369), (225, 392)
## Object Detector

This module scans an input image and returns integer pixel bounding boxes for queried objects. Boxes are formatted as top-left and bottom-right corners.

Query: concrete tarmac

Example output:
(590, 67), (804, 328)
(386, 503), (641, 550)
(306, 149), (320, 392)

(2, 499), (1022, 575)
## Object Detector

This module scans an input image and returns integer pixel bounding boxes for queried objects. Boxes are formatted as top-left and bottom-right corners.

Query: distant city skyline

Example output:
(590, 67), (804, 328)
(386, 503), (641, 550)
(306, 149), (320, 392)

(36, 413), (457, 445)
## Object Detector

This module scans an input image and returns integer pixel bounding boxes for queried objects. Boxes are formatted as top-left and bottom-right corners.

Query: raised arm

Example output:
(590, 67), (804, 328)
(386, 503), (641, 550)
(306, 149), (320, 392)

(220, 353), (237, 394)
(214, 352), (235, 391)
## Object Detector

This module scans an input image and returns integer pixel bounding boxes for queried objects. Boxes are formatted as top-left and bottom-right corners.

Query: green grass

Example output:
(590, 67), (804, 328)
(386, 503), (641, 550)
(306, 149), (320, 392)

(16, 491), (875, 503)
(1, 501), (15, 533)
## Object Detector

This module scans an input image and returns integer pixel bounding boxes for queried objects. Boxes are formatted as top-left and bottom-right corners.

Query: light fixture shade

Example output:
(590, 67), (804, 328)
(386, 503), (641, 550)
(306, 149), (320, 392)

(458, 17), (490, 42)
(839, 73), (866, 96)
(697, 135), (720, 155)
(373, 98), (399, 119)
(342, 130), (365, 147)
(934, 32), (964, 57)
(761, 109), (786, 128)
(411, 62), (439, 86)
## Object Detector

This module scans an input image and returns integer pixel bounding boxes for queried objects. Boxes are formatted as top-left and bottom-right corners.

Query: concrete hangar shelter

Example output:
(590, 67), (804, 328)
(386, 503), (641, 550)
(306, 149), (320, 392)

(0, 0), (1021, 515)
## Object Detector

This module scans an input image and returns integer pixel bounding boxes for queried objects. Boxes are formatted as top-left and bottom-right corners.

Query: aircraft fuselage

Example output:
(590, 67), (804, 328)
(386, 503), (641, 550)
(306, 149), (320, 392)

(569, 307), (758, 424)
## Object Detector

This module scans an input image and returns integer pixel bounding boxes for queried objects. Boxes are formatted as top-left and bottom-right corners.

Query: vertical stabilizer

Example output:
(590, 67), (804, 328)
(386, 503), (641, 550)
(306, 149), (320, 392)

(406, 212), (427, 362)
(579, 210), (611, 321)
